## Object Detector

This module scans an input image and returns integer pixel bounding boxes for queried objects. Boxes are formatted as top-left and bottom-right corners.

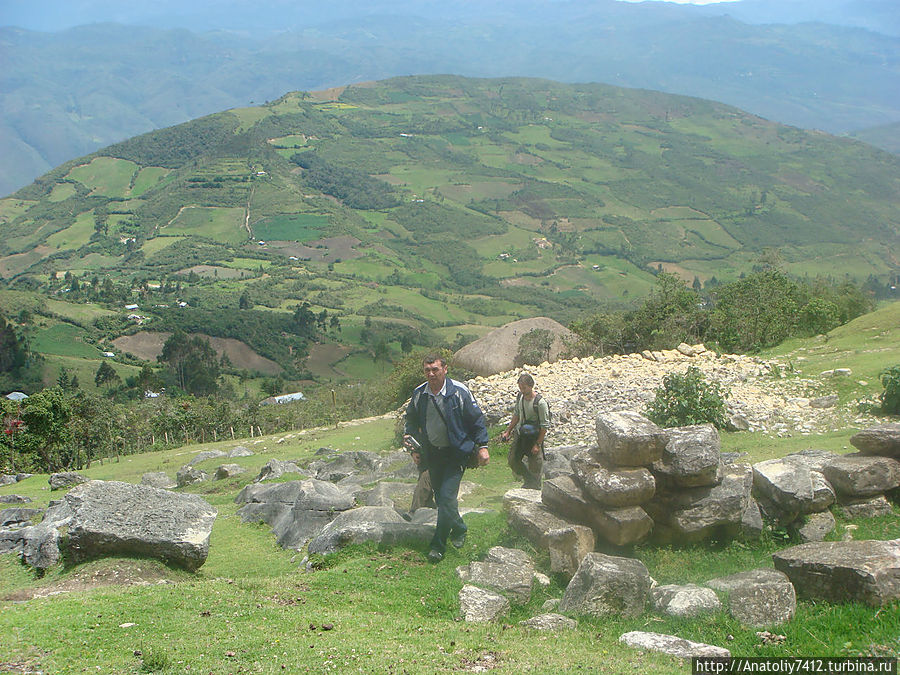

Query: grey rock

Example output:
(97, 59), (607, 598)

(594, 411), (666, 467)
(176, 465), (209, 487)
(547, 525), (595, 578)
(358, 482), (415, 508)
(559, 552), (652, 618)
(791, 511), (836, 543)
(0, 507), (42, 527)
(740, 498), (764, 540)
(0, 494), (31, 504)
(752, 458), (813, 523)
(594, 505), (654, 547)
(254, 459), (304, 482)
(772, 539), (900, 606)
(215, 464), (246, 480)
(809, 394), (839, 409)
(783, 449), (841, 474)
(228, 446), (254, 457)
(619, 631), (730, 659)
(850, 424), (900, 458)
(804, 471), (837, 514)
(572, 452), (655, 507)
(653, 424), (722, 488)
(457, 560), (534, 604)
(309, 450), (387, 482)
(506, 500), (579, 549)
(188, 450), (226, 466)
(141, 472), (177, 489)
(49, 472), (89, 490)
(822, 454), (900, 497)
(726, 414), (750, 432)
(0, 474), (16, 486)
(647, 463), (753, 543)
(236, 479), (357, 550)
(306, 506), (433, 555)
(541, 598), (561, 612)
(503, 487), (543, 508)
(63, 480), (216, 571)
(459, 584), (509, 622)
(707, 568), (796, 627)
(519, 613), (577, 631)
(542, 444), (586, 479)
(651, 584), (722, 618)
(837, 495), (894, 519)
(484, 545), (534, 571)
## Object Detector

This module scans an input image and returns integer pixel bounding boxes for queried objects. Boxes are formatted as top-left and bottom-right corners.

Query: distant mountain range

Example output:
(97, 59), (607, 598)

(1, 0), (898, 197)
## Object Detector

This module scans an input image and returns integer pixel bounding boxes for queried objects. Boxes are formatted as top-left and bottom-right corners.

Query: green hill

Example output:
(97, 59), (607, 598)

(1, 75), (899, 382)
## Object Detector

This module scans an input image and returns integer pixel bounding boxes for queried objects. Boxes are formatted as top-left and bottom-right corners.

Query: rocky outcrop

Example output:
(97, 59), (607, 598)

(457, 546), (535, 605)
(307, 506), (432, 555)
(821, 454), (900, 498)
(772, 539), (900, 606)
(850, 424), (900, 458)
(141, 472), (176, 489)
(49, 472), (89, 490)
(459, 585), (509, 622)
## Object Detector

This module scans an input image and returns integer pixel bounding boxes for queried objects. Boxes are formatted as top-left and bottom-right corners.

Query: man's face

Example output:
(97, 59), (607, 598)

(423, 360), (448, 390)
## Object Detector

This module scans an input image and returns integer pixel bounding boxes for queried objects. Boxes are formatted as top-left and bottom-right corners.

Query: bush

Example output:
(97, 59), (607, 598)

(645, 366), (729, 428)
(879, 364), (900, 415)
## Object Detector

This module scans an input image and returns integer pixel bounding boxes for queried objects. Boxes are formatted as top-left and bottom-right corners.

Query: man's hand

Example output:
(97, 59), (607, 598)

(499, 430), (510, 442)
(476, 446), (490, 467)
(531, 444), (541, 456)
(411, 451), (421, 466)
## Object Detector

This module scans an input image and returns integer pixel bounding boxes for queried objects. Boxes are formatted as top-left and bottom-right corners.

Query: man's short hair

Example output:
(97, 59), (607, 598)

(518, 373), (534, 387)
(423, 354), (446, 367)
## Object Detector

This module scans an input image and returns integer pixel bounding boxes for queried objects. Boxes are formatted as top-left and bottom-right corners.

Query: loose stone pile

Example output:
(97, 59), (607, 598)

(467, 344), (876, 444)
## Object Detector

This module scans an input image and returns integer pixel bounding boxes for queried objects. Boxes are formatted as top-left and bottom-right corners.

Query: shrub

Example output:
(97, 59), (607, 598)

(879, 364), (900, 415)
(645, 366), (729, 428)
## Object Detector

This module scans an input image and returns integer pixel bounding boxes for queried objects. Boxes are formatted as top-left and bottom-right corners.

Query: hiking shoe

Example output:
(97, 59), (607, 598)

(427, 549), (443, 563)
(450, 532), (467, 549)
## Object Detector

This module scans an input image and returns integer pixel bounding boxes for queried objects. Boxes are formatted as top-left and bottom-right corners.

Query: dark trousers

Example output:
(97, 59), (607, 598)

(426, 450), (466, 554)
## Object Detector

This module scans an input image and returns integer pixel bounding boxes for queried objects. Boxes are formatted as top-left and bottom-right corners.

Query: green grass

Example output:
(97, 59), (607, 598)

(45, 211), (96, 251)
(164, 206), (248, 245)
(251, 214), (327, 242)
(66, 157), (138, 198)
(131, 167), (171, 197)
(30, 322), (102, 358)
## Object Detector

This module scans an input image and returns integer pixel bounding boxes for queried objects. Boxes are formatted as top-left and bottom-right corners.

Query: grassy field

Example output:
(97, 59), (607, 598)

(1, 402), (897, 674)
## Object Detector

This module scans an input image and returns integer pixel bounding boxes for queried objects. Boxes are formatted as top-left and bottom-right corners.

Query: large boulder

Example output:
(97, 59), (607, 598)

(506, 500), (577, 549)
(188, 450), (226, 466)
(547, 525), (595, 578)
(176, 465), (209, 487)
(63, 480), (216, 571)
(1, 500), (74, 569)
(707, 568), (796, 627)
(772, 539), (900, 606)
(452, 317), (576, 376)
(236, 479), (357, 550)
(571, 453), (655, 507)
(850, 424), (900, 458)
(790, 511), (836, 543)
(652, 424), (722, 488)
(821, 454), (900, 498)
(254, 459), (305, 482)
(457, 547), (535, 604)
(558, 552), (652, 619)
(141, 472), (176, 490)
(0, 507), (42, 527)
(594, 411), (666, 467)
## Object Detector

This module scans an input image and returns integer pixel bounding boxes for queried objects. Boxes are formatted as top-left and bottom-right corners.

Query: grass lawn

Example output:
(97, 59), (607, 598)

(66, 157), (138, 198)
(164, 206), (248, 245)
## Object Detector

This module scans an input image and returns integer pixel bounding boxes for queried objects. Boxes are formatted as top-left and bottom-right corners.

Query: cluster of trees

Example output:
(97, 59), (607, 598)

(571, 268), (875, 355)
(290, 151), (400, 210)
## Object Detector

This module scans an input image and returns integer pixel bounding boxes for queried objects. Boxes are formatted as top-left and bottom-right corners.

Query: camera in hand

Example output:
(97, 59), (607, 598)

(403, 435), (421, 452)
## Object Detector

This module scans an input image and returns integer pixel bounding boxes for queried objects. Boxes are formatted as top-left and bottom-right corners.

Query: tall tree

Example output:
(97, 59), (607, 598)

(159, 331), (220, 396)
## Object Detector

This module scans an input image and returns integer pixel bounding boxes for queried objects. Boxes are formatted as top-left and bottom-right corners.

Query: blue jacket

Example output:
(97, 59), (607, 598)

(404, 378), (489, 466)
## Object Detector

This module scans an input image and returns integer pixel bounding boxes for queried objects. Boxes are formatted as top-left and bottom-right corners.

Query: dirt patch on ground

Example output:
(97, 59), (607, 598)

(111, 331), (282, 375)
(175, 264), (248, 279)
(265, 235), (362, 262)
(3, 559), (183, 602)
(305, 342), (352, 379)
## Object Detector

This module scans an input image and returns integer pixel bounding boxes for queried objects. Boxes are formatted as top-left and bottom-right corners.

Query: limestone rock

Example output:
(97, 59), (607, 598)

(706, 568), (796, 627)
(306, 506), (432, 555)
(651, 584), (722, 618)
(0, 494), (31, 504)
(559, 552), (652, 618)
(63, 480), (216, 571)
(188, 450), (226, 466)
(453, 317), (575, 376)
(519, 613), (577, 631)
(791, 511), (836, 543)
(822, 454), (900, 497)
(0, 507), (42, 527)
(572, 453), (655, 507)
(619, 631), (730, 659)
(141, 472), (176, 489)
(228, 446), (254, 457)
(652, 424), (722, 488)
(215, 464), (246, 480)
(594, 411), (666, 467)
(176, 465), (209, 487)
(459, 584), (509, 622)
(837, 495), (894, 519)
(254, 459), (304, 482)
(48, 472), (89, 490)
(456, 560), (534, 605)
(506, 500), (576, 549)
(850, 424), (900, 458)
(772, 539), (900, 606)
(752, 458), (814, 523)
(547, 525), (595, 578)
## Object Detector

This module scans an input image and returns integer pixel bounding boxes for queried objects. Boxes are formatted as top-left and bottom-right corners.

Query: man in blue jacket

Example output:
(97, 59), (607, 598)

(404, 354), (490, 562)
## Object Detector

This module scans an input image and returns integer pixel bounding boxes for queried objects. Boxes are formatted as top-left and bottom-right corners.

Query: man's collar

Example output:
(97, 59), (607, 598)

(428, 379), (449, 397)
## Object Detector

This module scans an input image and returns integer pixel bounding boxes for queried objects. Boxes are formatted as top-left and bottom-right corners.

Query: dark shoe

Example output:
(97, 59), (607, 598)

(450, 531), (467, 549)
(427, 549), (443, 563)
